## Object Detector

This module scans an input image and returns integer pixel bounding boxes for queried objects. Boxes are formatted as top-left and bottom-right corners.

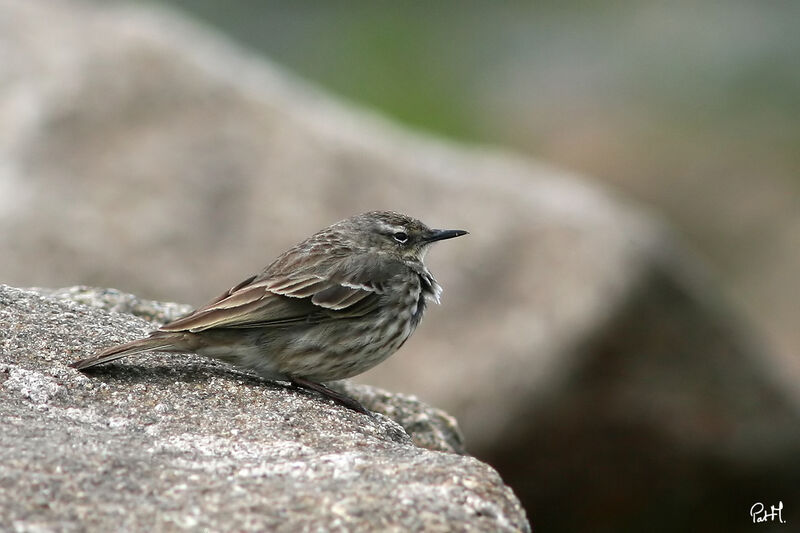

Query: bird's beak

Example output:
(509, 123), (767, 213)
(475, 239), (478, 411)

(424, 229), (469, 243)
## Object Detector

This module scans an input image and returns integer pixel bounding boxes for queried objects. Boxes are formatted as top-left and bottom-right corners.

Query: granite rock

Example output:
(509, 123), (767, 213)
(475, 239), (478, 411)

(0, 284), (528, 532)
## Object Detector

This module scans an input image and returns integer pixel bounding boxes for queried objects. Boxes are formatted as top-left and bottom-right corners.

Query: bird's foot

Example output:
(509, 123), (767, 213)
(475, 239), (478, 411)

(289, 377), (373, 417)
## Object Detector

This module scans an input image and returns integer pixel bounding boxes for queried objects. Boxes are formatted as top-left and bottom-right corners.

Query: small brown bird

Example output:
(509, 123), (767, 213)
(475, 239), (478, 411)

(70, 211), (467, 414)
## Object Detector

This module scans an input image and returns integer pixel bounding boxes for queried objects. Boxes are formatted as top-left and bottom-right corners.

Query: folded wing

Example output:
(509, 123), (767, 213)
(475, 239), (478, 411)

(159, 253), (393, 333)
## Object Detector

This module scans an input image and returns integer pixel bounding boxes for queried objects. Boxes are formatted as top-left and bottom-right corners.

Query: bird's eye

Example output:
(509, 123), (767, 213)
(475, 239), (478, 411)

(392, 231), (409, 244)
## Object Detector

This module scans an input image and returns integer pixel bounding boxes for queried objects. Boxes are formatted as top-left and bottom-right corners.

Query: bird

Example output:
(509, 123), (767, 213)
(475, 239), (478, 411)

(69, 211), (468, 415)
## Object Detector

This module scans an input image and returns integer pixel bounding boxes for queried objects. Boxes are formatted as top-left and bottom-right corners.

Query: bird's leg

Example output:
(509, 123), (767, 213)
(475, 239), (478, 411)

(290, 377), (373, 417)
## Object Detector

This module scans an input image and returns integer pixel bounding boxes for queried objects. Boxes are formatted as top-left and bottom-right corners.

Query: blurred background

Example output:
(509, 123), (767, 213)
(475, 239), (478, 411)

(153, 0), (800, 384)
(2, 1), (798, 531)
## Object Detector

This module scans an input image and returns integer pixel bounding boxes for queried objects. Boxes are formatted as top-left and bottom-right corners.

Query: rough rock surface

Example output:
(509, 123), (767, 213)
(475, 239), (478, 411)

(2, 1), (799, 531)
(0, 284), (529, 531)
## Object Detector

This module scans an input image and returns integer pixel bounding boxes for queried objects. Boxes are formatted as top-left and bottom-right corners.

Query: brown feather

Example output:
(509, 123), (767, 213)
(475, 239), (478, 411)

(156, 253), (391, 333)
(69, 333), (179, 370)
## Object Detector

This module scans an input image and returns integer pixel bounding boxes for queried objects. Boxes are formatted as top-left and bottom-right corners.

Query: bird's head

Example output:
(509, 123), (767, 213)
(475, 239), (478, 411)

(340, 211), (468, 263)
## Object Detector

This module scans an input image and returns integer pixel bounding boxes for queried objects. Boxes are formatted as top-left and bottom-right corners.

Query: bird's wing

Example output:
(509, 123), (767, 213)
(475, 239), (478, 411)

(158, 253), (395, 333)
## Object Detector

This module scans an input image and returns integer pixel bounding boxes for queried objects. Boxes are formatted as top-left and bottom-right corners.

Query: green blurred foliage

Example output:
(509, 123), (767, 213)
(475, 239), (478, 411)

(155, 1), (496, 141)
(154, 1), (800, 152)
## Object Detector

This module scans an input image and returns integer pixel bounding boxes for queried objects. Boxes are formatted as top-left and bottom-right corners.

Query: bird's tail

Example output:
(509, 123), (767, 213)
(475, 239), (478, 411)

(69, 333), (178, 370)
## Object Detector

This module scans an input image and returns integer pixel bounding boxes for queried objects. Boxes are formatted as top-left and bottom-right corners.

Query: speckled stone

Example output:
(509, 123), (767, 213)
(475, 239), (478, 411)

(0, 284), (529, 531)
